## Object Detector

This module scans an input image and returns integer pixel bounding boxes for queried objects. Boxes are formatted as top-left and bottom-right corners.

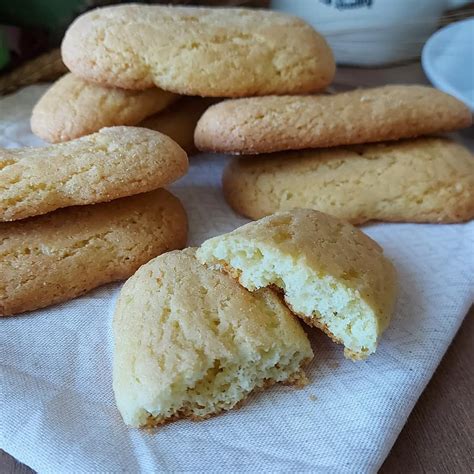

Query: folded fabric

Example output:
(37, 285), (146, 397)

(1, 84), (472, 473)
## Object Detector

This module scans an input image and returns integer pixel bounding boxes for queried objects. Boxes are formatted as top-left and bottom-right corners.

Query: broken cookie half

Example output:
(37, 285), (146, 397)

(113, 248), (313, 427)
(197, 209), (397, 360)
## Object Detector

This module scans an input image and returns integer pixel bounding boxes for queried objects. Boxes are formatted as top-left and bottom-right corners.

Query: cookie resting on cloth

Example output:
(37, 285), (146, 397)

(112, 248), (313, 427)
(222, 138), (474, 224)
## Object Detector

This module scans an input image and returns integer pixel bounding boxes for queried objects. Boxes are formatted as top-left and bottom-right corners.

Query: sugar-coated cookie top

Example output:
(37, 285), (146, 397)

(62, 4), (335, 96)
(195, 85), (472, 153)
(31, 73), (178, 142)
(0, 127), (188, 221)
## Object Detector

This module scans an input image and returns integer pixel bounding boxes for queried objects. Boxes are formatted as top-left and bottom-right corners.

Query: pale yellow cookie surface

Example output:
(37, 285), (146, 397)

(0, 127), (188, 221)
(31, 73), (179, 143)
(223, 138), (474, 224)
(141, 97), (217, 154)
(195, 86), (472, 153)
(62, 5), (335, 96)
(113, 248), (312, 427)
(197, 210), (397, 359)
(0, 189), (187, 317)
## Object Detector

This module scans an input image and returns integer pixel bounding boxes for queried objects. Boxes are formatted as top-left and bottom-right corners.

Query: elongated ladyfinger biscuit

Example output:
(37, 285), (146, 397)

(61, 4), (335, 96)
(31, 73), (179, 143)
(0, 127), (188, 221)
(0, 189), (187, 317)
(222, 138), (474, 224)
(195, 86), (472, 154)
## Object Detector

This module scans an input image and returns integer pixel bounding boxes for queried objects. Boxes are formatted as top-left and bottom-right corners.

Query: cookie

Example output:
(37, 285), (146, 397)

(194, 85), (472, 154)
(0, 127), (188, 222)
(140, 97), (217, 154)
(223, 138), (474, 224)
(113, 248), (312, 427)
(31, 74), (213, 151)
(62, 4), (335, 96)
(196, 210), (397, 360)
(0, 189), (187, 317)
(31, 73), (179, 143)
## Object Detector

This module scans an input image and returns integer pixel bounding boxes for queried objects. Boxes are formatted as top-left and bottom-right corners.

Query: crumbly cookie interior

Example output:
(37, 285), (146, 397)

(198, 240), (378, 359)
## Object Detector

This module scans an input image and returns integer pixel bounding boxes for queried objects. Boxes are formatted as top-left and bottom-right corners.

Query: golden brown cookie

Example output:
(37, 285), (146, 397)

(0, 189), (187, 317)
(62, 4), (335, 96)
(195, 86), (472, 153)
(140, 97), (217, 154)
(31, 73), (179, 143)
(197, 209), (397, 360)
(222, 138), (474, 224)
(0, 127), (188, 221)
(113, 248), (312, 427)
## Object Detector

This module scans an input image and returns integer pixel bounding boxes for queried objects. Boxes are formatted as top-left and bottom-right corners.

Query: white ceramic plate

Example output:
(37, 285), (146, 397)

(422, 18), (474, 111)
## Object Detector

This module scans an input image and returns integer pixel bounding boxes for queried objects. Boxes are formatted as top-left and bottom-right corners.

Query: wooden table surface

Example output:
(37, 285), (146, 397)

(380, 307), (473, 473)
(2, 307), (472, 473)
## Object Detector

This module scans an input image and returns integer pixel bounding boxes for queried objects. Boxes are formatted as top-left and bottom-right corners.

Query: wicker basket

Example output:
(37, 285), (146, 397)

(0, 49), (68, 96)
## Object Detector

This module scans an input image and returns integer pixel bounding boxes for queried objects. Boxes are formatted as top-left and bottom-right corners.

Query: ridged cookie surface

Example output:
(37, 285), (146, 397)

(223, 138), (474, 224)
(0, 189), (187, 317)
(62, 5), (335, 96)
(197, 209), (397, 359)
(195, 86), (472, 153)
(0, 127), (188, 221)
(31, 73), (179, 143)
(113, 248), (312, 427)
(141, 97), (217, 154)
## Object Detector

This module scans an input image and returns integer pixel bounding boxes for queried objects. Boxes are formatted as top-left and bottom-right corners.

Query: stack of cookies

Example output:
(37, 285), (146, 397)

(195, 86), (473, 224)
(0, 127), (188, 316)
(31, 3), (336, 155)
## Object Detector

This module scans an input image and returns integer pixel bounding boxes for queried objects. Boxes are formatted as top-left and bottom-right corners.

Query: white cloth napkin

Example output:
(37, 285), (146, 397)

(1, 82), (473, 473)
